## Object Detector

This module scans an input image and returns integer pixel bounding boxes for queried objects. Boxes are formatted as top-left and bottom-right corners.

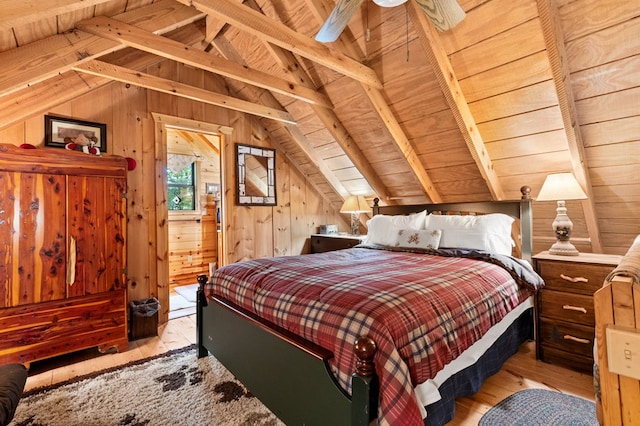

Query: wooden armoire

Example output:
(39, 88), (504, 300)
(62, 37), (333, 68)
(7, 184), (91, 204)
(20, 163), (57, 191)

(0, 144), (128, 364)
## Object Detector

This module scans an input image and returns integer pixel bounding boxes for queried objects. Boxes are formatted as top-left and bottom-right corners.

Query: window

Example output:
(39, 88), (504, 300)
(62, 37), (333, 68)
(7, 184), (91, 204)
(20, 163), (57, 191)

(168, 161), (196, 210)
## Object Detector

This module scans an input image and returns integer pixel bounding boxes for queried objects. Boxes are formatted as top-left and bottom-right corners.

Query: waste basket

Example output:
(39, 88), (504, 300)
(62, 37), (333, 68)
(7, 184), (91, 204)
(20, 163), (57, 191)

(128, 297), (160, 341)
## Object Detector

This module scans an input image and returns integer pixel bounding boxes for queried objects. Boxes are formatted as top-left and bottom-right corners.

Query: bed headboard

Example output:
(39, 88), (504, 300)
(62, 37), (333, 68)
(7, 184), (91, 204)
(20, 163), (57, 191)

(371, 186), (533, 263)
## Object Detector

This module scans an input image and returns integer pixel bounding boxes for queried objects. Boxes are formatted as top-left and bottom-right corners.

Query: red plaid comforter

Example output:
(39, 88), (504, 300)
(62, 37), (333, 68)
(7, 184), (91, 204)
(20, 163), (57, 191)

(206, 247), (540, 425)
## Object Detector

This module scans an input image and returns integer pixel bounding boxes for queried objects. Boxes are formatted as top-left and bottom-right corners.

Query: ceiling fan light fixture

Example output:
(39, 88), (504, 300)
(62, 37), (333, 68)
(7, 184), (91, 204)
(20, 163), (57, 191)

(373, 0), (409, 7)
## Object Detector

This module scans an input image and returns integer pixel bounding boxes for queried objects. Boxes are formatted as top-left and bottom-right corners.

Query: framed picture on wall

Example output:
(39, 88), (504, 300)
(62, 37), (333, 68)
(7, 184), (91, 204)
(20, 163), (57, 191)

(44, 115), (107, 153)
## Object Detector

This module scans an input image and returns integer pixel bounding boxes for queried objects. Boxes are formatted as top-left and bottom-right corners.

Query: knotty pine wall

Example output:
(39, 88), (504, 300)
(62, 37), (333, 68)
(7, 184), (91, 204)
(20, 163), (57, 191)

(0, 59), (347, 323)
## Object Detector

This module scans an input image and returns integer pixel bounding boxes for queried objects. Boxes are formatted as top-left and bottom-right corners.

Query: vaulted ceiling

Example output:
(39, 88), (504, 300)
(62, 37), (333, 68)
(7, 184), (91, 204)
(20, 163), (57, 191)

(0, 0), (638, 254)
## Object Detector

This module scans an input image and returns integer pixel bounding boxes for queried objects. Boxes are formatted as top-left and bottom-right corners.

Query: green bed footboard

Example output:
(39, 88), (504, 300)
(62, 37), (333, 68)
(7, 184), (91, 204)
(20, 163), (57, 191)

(196, 275), (378, 426)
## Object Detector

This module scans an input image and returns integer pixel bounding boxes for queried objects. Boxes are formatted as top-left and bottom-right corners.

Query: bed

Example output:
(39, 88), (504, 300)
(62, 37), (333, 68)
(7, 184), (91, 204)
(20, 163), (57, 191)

(196, 187), (544, 425)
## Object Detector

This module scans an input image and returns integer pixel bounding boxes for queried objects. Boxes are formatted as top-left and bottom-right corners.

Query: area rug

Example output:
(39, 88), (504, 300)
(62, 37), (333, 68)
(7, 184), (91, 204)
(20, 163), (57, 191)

(174, 283), (199, 303)
(11, 345), (284, 426)
(479, 388), (598, 426)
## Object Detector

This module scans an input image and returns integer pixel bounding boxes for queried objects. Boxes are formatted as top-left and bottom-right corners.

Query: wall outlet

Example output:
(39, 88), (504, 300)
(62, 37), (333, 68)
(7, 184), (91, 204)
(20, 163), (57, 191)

(187, 254), (193, 264)
(607, 325), (640, 380)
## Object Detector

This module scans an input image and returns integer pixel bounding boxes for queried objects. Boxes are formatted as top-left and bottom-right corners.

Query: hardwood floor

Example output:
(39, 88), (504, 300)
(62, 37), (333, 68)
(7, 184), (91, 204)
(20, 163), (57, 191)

(24, 315), (595, 425)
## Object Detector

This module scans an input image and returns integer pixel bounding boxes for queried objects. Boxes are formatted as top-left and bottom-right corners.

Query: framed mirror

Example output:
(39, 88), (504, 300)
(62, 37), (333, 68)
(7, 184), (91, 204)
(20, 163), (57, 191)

(236, 143), (277, 206)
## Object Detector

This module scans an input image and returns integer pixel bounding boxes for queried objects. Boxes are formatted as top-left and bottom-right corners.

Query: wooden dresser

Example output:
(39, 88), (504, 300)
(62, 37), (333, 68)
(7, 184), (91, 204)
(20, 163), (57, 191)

(533, 251), (622, 373)
(0, 144), (128, 364)
(310, 234), (366, 253)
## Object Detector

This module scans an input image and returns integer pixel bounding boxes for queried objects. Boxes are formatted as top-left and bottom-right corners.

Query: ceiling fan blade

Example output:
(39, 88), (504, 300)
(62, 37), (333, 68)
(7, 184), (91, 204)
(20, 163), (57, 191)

(315, 0), (366, 43)
(414, 0), (466, 31)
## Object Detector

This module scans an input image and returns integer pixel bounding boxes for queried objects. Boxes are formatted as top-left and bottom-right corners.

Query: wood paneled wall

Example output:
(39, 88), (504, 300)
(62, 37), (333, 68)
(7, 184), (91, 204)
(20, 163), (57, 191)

(0, 59), (348, 323)
(168, 206), (217, 286)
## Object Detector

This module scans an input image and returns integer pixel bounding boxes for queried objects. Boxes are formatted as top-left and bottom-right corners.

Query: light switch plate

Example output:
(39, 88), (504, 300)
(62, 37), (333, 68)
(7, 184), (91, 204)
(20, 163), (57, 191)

(606, 325), (640, 380)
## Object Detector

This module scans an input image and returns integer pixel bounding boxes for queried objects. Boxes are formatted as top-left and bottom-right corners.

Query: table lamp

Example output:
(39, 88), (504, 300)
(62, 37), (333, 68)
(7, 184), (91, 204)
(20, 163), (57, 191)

(536, 172), (587, 256)
(340, 195), (369, 235)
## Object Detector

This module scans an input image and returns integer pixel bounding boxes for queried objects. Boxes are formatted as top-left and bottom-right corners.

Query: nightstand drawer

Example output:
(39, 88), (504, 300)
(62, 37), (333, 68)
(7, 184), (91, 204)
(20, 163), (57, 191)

(537, 346), (594, 373)
(536, 260), (610, 295)
(539, 290), (595, 326)
(539, 318), (594, 359)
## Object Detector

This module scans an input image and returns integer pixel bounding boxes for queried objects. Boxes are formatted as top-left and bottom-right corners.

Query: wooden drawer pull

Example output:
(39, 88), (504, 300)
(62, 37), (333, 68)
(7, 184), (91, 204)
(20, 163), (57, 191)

(560, 273), (588, 283)
(563, 335), (590, 344)
(562, 305), (587, 314)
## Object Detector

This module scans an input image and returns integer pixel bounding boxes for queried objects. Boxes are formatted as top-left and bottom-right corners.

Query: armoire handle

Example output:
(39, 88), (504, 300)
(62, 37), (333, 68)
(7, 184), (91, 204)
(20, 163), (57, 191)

(66, 235), (76, 286)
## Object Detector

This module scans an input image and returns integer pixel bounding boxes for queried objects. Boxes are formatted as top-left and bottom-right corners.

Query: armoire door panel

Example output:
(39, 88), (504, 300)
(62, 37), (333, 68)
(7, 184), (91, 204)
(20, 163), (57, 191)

(67, 175), (126, 295)
(0, 172), (67, 307)
(40, 173), (67, 302)
(67, 175), (105, 296)
(0, 171), (17, 308)
(17, 172), (38, 306)
(104, 177), (127, 291)
(67, 176), (84, 298)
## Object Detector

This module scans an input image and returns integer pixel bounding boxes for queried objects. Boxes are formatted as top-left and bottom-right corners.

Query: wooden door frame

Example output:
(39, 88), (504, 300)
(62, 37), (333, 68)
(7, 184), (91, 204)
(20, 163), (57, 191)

(151, 113), (232, 323)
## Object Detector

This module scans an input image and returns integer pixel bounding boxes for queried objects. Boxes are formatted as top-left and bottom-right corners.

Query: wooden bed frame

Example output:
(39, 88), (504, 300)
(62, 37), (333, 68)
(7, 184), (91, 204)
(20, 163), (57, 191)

(196, 187), (533, 425)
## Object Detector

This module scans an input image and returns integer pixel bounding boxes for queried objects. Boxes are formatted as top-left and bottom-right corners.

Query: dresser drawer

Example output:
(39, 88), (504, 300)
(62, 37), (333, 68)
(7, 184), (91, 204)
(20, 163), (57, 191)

(538, 290), (595, 326)
(537, 345), (594, 373)
(536, 260), (611, 295)
(539, 317), (594, 359)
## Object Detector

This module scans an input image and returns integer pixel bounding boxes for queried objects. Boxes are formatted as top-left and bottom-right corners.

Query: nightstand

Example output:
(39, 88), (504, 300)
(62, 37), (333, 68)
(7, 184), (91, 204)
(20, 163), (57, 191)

(310, 234), (366, 253)
(533, 251), (622, 373)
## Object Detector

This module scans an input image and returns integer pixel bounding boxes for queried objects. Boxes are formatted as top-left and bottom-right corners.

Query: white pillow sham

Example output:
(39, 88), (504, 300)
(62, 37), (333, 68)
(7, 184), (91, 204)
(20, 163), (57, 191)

(396, 228), (442, 250)
(426, 213), (515, 255)
(365, 210), (427, 246)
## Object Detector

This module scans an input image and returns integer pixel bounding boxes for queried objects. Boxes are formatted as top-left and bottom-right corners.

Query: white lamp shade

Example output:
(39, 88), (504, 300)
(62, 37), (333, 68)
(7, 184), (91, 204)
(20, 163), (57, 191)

(536, 173), (587, 201)
(373, 0), (409, 7)
(340, 195), (369, 213)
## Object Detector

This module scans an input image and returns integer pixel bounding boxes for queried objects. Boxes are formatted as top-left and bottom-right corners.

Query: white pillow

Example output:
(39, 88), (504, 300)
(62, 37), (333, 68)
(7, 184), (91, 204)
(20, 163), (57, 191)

(396, 228), (442, 250)
(427, 213), (515, 255)
(365, 210), (427, 246)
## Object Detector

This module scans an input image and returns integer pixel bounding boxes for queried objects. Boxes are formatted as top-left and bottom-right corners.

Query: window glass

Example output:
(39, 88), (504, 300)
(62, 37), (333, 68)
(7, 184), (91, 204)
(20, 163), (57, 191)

(168, 162), (195, 210)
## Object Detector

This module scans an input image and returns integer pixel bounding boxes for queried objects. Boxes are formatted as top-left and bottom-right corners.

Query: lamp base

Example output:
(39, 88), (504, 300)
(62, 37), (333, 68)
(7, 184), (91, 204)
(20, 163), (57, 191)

(350, 212), (360, 235)
(549, 240), (579, 256)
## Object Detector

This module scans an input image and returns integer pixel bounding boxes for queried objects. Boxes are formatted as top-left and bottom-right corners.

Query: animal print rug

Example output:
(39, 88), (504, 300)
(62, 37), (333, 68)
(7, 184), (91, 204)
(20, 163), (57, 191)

(11, 345), (283, 426)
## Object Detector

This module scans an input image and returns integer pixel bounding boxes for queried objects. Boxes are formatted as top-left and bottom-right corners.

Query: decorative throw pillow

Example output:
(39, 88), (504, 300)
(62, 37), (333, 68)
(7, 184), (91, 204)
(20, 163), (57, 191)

(365, 210), (427, 246)
(396, 228), (442, 250)
(427, 213), (515, 255)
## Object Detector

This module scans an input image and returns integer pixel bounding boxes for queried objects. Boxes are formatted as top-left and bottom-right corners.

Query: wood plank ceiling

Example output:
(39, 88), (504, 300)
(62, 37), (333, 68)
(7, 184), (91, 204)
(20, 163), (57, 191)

(0, 0), (638, 254)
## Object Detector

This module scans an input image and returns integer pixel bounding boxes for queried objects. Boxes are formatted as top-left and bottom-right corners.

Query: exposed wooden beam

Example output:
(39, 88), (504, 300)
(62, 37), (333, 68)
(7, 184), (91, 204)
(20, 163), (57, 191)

(0, 0), (112, 30)
(204, 15), (227, 47)
(0, 73), (104, 131)
(242, 0), (394, 205)
(408, 1), (505, 200)
(198, 133), (220, 154)
(536, 0), (602, 252)
(177, 0), (383, 90)
(305, 0), (442, 203)
(210, 36), (350, 203)
(0, 0), (205, 98)
(274, 47), (394, 203)
(73, 60), (296, 124)
(0, 22), (206, 130)
(77, 16), (333, 108)
(362, 86), (442, 202)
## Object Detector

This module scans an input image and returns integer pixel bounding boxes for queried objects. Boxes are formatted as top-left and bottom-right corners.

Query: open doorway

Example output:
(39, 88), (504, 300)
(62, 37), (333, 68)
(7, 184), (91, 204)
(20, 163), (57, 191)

(151, 113), (232, 324)
(164, 127), (223, 319)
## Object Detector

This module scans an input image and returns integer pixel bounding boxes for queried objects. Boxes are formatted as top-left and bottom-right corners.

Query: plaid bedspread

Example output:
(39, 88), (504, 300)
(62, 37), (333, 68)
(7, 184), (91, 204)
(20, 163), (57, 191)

(205, 247), (543, 425)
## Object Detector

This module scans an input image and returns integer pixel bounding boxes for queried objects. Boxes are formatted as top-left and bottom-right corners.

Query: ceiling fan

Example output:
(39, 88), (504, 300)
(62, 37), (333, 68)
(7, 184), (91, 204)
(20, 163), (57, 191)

(315, 0), (466, 43)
